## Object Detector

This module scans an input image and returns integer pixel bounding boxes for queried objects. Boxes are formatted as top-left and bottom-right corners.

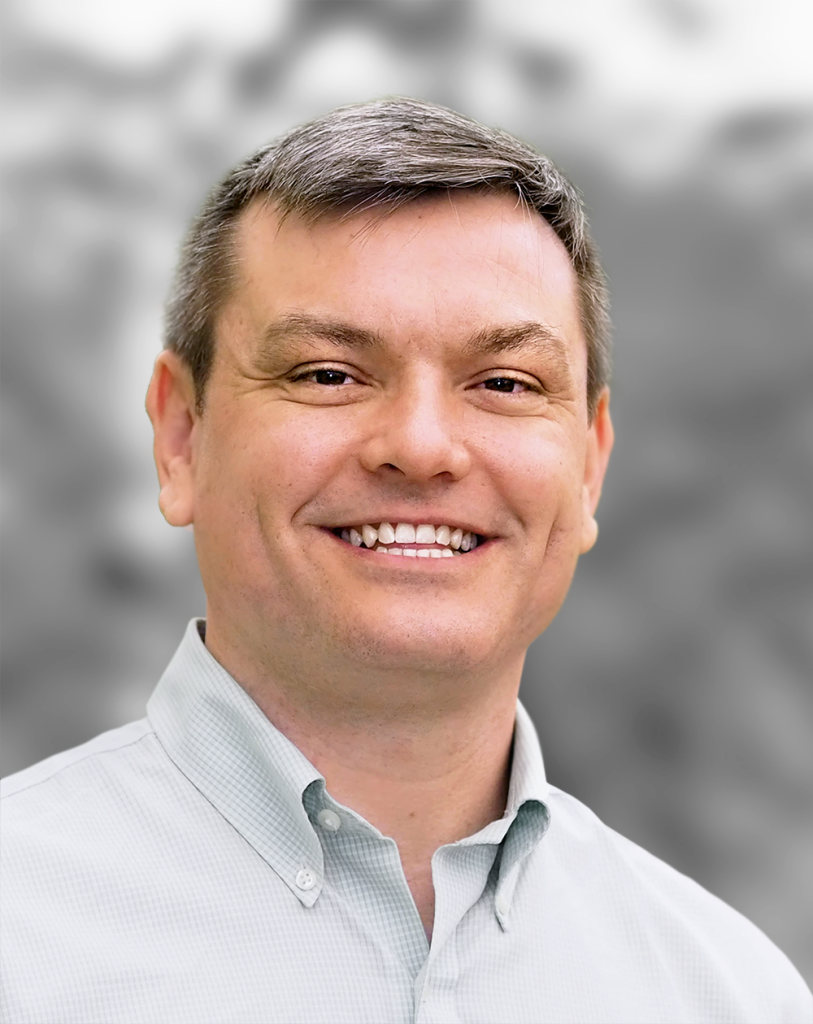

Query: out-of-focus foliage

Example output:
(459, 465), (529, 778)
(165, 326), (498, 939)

(2, 0), (812, 985)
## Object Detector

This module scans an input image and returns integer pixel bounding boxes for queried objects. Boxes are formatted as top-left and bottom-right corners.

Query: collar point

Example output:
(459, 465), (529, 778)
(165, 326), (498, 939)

(494, 894), (512, 931)
(292, 886), (322, 908)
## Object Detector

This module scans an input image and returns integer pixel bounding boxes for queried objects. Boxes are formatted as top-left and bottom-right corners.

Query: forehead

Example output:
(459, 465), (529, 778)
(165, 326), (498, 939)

(224, 191), (584, 362)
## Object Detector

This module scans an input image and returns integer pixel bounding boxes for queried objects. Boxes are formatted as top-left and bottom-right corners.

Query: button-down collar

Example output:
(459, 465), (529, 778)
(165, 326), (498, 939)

(147, 618), (551, 924)
(147, 620), (325, 907)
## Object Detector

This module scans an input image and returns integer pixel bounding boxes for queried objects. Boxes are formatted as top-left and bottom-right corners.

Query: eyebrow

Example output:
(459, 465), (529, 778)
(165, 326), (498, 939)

(260, 312), (573, 371)
(261, 313), (382, 353)
(462, 321), (572, 368)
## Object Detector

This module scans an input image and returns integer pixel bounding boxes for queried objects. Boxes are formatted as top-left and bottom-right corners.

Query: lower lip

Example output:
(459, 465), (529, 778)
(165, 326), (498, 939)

(322, 529), (489, 562)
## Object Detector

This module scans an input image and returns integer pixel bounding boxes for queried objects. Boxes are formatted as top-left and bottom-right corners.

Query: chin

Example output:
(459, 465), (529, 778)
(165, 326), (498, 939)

(333, 613), (509, 678)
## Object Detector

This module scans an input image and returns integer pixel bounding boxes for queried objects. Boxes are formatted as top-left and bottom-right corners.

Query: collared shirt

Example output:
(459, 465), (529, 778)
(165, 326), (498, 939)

(2, 620), (810, 1024)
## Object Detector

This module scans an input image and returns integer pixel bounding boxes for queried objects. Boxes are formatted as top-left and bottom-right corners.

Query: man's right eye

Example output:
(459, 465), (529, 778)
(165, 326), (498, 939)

(292, 368), (355, 386)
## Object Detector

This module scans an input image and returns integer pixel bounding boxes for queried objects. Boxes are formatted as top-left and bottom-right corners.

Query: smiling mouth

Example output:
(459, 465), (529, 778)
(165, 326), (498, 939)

(330, 522), (485, 558)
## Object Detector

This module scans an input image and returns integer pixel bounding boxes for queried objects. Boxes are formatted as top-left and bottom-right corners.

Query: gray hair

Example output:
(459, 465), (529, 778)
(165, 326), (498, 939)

(165, 97), (611, 416)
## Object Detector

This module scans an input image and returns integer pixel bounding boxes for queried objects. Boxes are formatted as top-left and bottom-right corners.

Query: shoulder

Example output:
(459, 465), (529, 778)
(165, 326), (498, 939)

(539, 785), (812, 1021)
(0, 719), (183, 846)
(2, 719), (156, 808)
(2, 719), (153, 794)
(543, 783), (771, 934)
(0, 717), (217, 939)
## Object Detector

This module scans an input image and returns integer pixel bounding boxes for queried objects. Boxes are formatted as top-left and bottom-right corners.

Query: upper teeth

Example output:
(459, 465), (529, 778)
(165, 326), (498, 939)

(340, 522), (478, 552)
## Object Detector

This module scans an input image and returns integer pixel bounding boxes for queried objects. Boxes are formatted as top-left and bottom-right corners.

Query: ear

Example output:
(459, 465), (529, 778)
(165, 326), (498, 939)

(580, 387), (614, 553)
(145, 350), (198, 528)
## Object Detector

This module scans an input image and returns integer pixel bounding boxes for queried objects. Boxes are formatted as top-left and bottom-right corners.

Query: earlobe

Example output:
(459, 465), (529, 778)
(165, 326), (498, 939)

(579, 388), (614, 554)
(580, 499), (599, 553)
(145, 351), (197, 528)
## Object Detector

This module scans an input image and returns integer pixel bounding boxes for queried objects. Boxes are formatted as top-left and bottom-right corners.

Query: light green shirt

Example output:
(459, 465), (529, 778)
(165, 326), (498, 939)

(2, 619), (810, 1023)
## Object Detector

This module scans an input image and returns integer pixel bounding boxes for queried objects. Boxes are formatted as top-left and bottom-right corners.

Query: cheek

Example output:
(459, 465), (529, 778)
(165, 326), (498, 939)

(197, 405), (354, 522)
(488, 430), (586, 533)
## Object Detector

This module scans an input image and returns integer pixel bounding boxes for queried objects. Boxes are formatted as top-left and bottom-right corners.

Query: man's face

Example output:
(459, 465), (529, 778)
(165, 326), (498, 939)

(152, 192), (612, 685)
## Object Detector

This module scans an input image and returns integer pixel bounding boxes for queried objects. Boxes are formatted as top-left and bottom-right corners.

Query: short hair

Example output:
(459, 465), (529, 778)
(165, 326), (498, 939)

(164, 97), (611, 417)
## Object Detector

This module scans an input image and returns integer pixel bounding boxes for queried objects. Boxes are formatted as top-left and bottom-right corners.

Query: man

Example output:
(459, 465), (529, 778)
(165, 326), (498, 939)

(1, 98), (809, 1023)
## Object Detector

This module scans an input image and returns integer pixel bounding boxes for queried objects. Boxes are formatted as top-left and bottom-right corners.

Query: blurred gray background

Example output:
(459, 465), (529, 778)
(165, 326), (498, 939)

(2, 0), (812, 987)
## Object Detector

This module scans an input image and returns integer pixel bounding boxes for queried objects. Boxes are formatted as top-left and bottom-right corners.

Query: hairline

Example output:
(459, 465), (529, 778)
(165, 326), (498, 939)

(208, 186), (601, 415)
(165, 99), (611, 422)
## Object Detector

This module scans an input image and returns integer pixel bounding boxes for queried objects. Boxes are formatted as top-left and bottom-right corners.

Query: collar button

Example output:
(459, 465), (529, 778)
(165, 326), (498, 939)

(295, 868), (317, 891)
(316, 808), (342, 832)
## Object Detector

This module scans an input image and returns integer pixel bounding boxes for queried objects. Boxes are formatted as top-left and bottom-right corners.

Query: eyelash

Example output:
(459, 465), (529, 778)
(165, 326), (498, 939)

(289, 366), (543, 395)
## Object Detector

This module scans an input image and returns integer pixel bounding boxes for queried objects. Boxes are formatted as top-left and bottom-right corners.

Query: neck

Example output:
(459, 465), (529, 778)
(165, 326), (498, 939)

(204, 618), (523, 937)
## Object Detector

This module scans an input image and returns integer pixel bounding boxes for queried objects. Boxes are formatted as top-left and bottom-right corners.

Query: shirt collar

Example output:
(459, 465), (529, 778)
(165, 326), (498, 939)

(147, 619), (325, 907)
(492, 700), (551, 929)
(147, 618), (551, 920)
(507, 699), (550, 817)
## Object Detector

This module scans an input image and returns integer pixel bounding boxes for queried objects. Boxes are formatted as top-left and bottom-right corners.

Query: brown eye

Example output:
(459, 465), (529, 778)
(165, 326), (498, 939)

(483, 377), (522, 393)
(312, 369), (352, 386)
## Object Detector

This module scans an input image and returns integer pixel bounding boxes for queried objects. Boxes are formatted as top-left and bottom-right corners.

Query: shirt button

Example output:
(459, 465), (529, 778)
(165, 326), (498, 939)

(495, 894), (510, 917)
(316, 809), (341, 832)
(295, 868), (317, 891)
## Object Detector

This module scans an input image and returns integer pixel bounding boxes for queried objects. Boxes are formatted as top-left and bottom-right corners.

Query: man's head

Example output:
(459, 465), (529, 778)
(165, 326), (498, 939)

(164, 97), (611, 420)
(147, 99), (614, 708)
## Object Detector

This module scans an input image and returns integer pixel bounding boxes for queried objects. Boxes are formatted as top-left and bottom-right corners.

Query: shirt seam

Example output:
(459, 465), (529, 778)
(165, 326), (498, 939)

(0, 727), (157, 802)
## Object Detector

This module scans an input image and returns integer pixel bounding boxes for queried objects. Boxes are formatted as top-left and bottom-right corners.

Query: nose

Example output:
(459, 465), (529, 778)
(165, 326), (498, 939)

(358, 373), (472, 483)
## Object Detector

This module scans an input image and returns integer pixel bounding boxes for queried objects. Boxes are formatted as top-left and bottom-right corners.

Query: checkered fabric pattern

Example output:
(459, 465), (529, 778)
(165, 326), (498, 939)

(2, 619), (810, 1023)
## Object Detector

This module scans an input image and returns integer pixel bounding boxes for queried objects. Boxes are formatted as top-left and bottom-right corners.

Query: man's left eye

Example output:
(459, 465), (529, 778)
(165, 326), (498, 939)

(480, 377), (535, 394)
